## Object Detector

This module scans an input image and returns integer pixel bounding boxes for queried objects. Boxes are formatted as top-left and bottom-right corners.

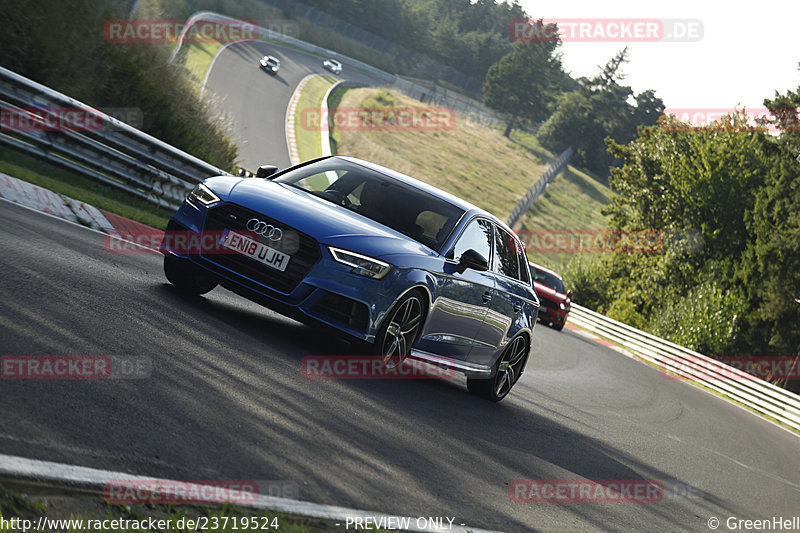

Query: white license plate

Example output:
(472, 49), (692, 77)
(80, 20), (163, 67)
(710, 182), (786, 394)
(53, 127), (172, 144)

(221, 230), (290, 272)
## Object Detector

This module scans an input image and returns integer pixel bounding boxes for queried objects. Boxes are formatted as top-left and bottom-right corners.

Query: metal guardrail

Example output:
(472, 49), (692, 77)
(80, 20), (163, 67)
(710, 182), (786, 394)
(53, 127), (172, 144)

(569, 303), (800, 433)
(507, 146), (573, 228)
(0, 67), (231, 210)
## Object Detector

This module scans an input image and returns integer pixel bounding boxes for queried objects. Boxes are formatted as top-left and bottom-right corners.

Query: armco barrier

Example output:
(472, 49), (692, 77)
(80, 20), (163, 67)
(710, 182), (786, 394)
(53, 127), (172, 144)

(0, 67), (231, 210)
(507, 146), (573, 228)
(569, 303), (800, 433)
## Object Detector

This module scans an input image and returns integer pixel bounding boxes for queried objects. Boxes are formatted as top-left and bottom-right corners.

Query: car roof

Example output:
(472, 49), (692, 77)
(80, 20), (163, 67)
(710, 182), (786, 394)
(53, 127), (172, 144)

(528, 261), (563, 280)
(335, 155), (515, 235)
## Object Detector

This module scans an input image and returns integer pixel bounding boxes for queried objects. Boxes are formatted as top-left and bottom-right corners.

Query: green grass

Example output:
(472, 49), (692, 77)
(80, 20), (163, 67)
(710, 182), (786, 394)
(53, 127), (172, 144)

(0, 148), (172, 229)
(516, 164), (615, 272)
(333, 87), (551, 220)
(181, 41), (225, 91)
(294, 74), (338, 162)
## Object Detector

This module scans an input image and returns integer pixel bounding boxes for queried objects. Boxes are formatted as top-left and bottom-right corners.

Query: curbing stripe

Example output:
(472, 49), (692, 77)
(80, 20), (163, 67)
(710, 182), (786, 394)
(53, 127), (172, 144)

(285, 74), (315, 165)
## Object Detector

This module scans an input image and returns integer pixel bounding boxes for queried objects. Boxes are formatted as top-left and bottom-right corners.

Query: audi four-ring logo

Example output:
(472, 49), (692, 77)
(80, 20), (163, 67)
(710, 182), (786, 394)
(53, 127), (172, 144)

(246, 218), (283, 241)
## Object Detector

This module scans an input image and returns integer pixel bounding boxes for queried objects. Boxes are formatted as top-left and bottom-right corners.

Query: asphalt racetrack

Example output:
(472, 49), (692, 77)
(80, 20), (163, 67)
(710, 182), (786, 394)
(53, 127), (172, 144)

(1, 201), (798, 531)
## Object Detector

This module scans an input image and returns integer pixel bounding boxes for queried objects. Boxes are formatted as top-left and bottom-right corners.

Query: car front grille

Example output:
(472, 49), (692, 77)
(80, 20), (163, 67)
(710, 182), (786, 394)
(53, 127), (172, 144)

(202, 203), (321, 294)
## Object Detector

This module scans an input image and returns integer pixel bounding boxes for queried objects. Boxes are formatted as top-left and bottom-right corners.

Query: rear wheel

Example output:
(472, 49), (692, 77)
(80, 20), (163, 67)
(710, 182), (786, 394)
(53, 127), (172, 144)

(163, 255), (217, 295)
(375, 292), (425, 369)
(467, 335), (529, 402)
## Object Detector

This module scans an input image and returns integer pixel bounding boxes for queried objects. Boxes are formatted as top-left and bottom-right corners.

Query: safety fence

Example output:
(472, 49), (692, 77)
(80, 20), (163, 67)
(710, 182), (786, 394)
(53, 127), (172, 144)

(0, 67), (229, 210)
(507, 146), (573, 228)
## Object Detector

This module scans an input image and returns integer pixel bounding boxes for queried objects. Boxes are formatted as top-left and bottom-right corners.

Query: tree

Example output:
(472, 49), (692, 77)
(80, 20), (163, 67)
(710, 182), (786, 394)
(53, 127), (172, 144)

(482, 35), (563, 137)
(536, 48), (664, 175)
(739, 82), (800, 384)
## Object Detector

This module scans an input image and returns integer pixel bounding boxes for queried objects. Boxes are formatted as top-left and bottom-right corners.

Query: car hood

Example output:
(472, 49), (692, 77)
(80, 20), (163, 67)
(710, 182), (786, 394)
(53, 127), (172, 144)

(533, 281), (568, 304)
(220, 178), (434, 259)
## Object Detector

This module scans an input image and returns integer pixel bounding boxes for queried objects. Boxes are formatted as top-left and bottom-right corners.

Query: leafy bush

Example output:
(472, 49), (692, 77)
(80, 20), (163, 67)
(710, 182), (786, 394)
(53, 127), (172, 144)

(605, 297), (647, 331)
(650, 280), (745, 357)
(561, 254), (611, 311)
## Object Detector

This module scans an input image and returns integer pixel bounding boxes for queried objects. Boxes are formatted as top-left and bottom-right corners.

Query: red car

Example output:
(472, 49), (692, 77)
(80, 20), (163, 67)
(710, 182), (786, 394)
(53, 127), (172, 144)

(529, 262), (572, 331)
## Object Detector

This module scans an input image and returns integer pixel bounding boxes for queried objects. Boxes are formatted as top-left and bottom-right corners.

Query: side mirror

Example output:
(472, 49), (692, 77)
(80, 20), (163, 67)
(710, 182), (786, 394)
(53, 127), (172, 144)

(567, 290), (573, 300)
(458, 249), (489, 272)
(256, 165), (279, 179)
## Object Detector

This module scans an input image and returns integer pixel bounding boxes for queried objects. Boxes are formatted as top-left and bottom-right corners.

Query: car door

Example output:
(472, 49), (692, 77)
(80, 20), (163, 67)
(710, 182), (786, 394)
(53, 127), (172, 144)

(416, 217), (496, 362)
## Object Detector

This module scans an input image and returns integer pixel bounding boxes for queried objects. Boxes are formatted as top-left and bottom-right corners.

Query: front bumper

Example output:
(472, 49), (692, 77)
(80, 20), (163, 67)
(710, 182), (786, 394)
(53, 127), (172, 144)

(160, 203), (418, 343)
(537, 303), (569, 324)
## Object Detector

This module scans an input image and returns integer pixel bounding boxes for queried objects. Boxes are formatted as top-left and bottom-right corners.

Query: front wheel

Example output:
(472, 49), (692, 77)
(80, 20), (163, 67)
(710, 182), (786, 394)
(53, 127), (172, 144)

(374, 292), (426, 369)
(467, 335), (529, 402)
(163, 255), (218, 295)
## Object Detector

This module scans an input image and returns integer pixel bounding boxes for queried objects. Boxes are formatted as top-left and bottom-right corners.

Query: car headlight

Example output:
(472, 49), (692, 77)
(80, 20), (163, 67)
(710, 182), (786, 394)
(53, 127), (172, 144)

(329, 247), (392, 280)
(187, 183), (221, 206)
(559, 302), (566, 310)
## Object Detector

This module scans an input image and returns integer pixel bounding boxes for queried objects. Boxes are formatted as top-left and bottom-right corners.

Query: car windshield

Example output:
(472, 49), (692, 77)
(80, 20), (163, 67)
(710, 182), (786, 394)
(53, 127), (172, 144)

(531, 266), (565, 293)
(275, 158), (465, 251)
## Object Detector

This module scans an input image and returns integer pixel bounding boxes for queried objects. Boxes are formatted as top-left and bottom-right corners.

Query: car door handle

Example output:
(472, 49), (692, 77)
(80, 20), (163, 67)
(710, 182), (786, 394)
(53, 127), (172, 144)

(513, 303), (523, 313)
(482, 291), (492, 303)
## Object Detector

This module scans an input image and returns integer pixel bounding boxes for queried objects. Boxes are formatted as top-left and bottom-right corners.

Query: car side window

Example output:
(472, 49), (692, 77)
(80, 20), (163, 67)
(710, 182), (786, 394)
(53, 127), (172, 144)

(493, 227), (522, 280)
(517, 246), (531, 284)
(451, 219), (493, 264)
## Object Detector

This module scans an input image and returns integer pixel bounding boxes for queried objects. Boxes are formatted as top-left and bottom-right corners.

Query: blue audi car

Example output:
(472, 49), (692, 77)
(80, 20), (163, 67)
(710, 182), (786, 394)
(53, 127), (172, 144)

(161, 156), (539, 401)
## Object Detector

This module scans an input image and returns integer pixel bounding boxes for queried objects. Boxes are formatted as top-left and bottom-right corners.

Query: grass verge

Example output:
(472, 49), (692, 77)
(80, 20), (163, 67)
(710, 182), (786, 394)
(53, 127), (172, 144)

(0, 148), (172, 230)
(515, 164), (615, 272)
(0, 483), (400, 533)
(181, 41), (226, 91)
(294, 75), (339, 162)
(331, 87), (551, 219)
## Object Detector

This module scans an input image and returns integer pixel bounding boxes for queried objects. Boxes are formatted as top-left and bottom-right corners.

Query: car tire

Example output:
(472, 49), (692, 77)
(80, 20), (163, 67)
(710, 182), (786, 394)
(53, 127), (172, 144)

(163, 255), (217, 295)
(552, 322), (565, 331)
(467, 335), (529, 402)
(374, 291), (426, 370)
